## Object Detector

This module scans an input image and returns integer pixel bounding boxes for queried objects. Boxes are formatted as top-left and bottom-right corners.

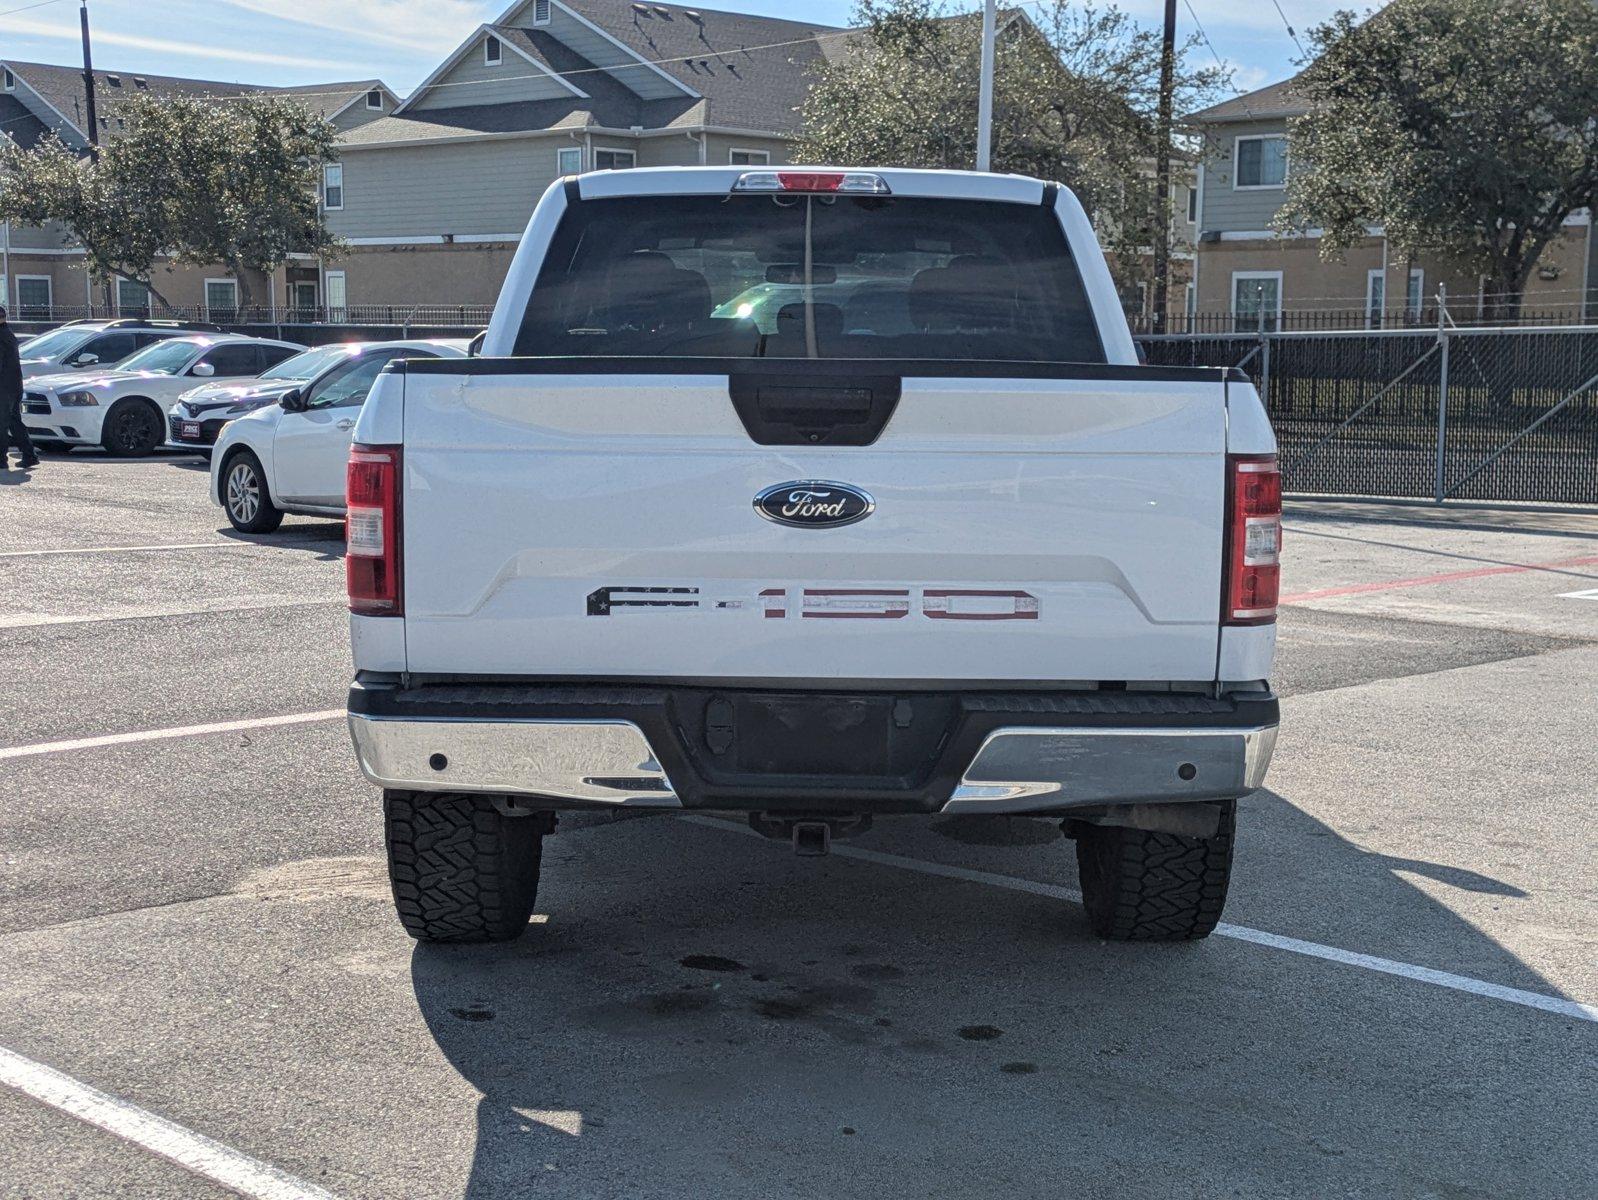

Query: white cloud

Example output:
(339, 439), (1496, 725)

(217, 0), (492, 53)
(0, 15), (352, 69)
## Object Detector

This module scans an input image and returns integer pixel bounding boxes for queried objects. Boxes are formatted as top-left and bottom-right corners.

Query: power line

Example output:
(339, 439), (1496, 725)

(1269, 0), (1306, 58)
(0, 0), (66, 18)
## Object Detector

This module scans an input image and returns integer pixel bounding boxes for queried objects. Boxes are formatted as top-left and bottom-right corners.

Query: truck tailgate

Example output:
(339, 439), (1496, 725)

(397, 366), (1228, 683)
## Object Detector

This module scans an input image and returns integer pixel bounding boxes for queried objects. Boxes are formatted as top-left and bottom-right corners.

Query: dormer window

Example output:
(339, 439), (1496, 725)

(534, 0), (551, 24)
(366, 88), (383, 110)
(106, 74), (121, 87)
(484, 34), (502, 66)
(3, 69), (15, 92)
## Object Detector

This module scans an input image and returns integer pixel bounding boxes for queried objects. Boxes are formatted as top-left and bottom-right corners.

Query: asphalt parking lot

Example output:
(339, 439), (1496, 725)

(1, 453), (1595, 1200)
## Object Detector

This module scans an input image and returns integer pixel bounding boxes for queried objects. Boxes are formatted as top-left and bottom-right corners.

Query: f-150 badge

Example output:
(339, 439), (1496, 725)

(754, 480), (874, 528)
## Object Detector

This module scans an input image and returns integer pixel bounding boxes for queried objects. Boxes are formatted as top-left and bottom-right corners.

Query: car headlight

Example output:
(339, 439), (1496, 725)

(225, 398), (271, 415)
(58, 391), (100, 407)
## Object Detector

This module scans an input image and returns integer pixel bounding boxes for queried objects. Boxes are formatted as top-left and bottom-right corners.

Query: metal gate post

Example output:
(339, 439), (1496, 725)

(1259, 329), (1271, 403)
(1433, 286), (1450, 504)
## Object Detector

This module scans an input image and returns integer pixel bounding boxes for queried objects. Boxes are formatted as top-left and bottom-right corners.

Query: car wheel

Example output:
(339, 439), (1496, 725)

(101, 399), (164, 458)
(1073, 801), (1236, 941)
(222, 450), (284, 533)
(385, 791), (548, 943)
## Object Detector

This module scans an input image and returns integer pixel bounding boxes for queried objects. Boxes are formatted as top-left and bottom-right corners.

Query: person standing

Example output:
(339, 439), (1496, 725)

(0, 304), (39, 471)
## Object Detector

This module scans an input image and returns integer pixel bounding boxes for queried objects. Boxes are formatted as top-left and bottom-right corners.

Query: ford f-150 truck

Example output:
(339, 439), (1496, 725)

(344, 166), (1281, 945)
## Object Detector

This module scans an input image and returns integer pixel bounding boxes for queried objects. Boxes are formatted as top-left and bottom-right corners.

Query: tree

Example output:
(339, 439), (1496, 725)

(0, 93), (341, 312)
(154, 95), (342, 311)
(1276, 0), (1598, 320)
(0, 130), (177, 307)
(795, 1), (1228, 293)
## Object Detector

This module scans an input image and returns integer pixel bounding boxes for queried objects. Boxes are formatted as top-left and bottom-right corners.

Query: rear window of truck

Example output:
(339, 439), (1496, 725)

(513, 193), (1106, 363)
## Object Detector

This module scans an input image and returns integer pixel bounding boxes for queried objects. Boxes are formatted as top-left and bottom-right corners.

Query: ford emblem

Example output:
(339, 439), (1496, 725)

(754, 480), (875, 529)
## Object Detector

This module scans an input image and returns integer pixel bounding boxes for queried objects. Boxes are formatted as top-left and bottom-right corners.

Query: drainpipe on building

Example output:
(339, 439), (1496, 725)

(688, 130), (705, 164)
(1378, 233), (1389, 327)
(1, 220), (10, 309)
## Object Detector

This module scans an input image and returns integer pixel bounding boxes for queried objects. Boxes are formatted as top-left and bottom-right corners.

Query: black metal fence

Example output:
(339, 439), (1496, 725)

(1140, 325), (1598, 506)
(11, 302), (495, 336)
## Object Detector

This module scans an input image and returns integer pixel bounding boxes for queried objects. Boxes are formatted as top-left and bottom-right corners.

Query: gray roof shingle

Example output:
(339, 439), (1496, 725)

(0, 59), (388, 141)
(1185, 76), (1309, 125)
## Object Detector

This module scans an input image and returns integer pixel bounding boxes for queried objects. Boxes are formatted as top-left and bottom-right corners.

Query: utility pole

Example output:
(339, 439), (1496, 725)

(975, 0), (996, 171)
(1150, 0), (1177, 333)
(79, 1), (98, 151)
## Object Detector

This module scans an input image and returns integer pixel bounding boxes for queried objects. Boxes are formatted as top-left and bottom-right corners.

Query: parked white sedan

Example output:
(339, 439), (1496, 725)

(22, 335), (305, 457)
(210, 339), (468, 533)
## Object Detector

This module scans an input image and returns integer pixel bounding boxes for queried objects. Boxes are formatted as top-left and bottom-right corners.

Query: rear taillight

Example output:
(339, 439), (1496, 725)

(347, 444), (401, 616)
(1224, 454), (1281, 625)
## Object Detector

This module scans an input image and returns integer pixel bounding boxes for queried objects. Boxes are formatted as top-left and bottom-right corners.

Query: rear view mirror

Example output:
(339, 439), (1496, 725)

(279, 388), (304, 412)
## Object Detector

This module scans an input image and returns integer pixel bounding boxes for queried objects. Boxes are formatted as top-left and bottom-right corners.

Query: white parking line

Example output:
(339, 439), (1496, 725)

(0, 710), (345, 761)
(0, 1045), (344, 1200)
(682, 816), (1598, 1024)
(0, 599), (344, 630)
(0, 538), (343, 559)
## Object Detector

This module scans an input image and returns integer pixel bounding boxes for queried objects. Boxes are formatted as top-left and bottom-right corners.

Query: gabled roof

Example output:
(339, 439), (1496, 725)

(560, 0), (838, 132)
(382, 0), (844, 140)
(1186, 76), (1309, 126)
(0, 59), (396, 143)
(0, 93), (51, 149)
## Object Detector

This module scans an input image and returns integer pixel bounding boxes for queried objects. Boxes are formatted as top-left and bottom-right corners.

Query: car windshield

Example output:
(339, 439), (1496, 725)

(515, 192), (1105, 362)
(261, 344), (357, 380)
(18, 328), (91, 359)
(116, 339), (203, 375)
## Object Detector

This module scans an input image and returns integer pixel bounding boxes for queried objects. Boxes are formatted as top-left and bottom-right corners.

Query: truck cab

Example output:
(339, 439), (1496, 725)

(343, 166), (1280, 945)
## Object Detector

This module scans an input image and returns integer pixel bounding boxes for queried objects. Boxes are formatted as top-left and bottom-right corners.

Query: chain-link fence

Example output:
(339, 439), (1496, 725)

(1140, 325), (1598, 505)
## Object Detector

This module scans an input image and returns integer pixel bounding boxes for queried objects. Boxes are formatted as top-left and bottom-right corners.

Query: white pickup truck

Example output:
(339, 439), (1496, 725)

(344, 166), (1281, 945)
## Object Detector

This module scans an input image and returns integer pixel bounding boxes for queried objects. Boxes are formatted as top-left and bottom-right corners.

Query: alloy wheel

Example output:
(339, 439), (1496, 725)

(227, 461), (260, 523)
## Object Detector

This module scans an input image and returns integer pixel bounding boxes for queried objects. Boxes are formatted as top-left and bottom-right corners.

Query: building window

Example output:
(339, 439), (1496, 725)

(365, 89), (383, 110)
(534, 0), (552, 24)
(1234, 135), (1287, 190)
(1366, 269), (1386, 328)
(204, 279), (238, 320)
(323, 163), (343, 211)
(1406, 267), (1425, 318)
(485, 35), (502, 66)
(16, 276), (51, 319)
(1186, 185), (1198, 223)
(116, 278), (149, 314)
(593, 147), (635, 171)
(3, 68), (14, 92)
(325, 270), (348, 320)
(1232, 271), (1281, 332)
(729, 148), (770, 165)
(557, 146), (582, 175)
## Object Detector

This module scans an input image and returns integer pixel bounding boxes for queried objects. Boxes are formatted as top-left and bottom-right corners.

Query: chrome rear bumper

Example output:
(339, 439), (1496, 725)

(347, 712), (1276, 814)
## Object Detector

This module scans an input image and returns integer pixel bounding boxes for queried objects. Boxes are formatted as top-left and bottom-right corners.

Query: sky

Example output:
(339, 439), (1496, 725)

(0, 0), (1378, 96)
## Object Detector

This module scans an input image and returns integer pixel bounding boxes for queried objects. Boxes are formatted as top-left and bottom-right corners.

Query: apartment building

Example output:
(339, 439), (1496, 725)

(1187, 78), (1598, 328)
(0, 59), (396, 317)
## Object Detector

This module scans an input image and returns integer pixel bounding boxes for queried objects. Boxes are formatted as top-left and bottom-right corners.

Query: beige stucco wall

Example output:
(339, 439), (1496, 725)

(329, 242), (516, 306)
(1193, 226), (1594, 321)
(3, 252), (279, 313)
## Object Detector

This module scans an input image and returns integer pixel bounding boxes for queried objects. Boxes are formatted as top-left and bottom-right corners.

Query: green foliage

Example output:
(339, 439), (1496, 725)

(795, 1), (1228, 282)
(1276, 0), (1598, 317)
(0, 93), (341, 308)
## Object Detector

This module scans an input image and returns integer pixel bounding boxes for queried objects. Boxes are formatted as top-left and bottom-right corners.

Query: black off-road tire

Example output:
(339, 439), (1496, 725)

(101, 398), (164, 457)
(384, 790), (546, 943)
(1074, 801), (1236, 941)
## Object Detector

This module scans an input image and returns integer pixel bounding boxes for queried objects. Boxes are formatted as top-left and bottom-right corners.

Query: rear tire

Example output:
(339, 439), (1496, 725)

(1074, 801), (1236, 941)
(101, 399), (164, 458)
(221, 450), (284, 533)
(384, 791), (546, 943)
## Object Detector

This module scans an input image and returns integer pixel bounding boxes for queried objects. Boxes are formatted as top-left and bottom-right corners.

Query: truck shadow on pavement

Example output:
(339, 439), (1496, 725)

(407, 790), (1587, 1200)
